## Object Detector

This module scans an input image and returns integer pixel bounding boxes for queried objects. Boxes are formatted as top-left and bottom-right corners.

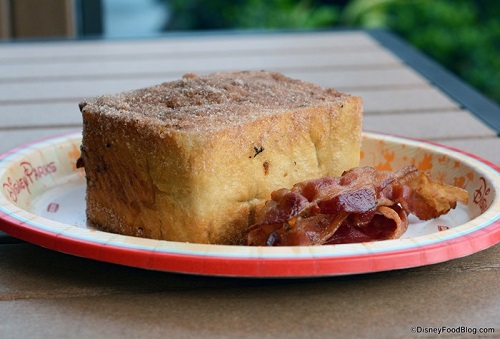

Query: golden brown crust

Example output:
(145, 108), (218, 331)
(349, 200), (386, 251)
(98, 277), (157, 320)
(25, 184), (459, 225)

(79, 71), (363, 244)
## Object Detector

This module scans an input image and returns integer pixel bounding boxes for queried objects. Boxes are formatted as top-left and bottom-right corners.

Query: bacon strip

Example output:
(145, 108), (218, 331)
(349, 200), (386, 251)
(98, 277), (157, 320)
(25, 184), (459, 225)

(244, 166), (469, 246)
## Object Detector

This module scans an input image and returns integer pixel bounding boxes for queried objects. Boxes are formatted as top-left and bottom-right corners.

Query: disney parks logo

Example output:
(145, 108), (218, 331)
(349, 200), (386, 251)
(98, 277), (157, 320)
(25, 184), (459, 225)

(2, 161), (57, 203)
(473, 177), (490, 213)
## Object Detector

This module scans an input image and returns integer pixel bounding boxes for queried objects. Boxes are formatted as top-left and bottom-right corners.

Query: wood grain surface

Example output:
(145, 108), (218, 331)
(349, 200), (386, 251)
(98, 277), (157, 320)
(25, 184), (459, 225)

(0, 30), (498, 339)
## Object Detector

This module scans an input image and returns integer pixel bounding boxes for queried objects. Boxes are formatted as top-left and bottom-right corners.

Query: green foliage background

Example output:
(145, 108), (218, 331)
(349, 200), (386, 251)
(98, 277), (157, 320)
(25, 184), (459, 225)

(164, 0), (499, 104)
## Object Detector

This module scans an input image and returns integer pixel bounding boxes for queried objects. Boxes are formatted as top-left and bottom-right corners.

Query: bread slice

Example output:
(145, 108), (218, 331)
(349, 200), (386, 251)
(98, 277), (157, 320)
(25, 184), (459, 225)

(78, 70), (363, 244)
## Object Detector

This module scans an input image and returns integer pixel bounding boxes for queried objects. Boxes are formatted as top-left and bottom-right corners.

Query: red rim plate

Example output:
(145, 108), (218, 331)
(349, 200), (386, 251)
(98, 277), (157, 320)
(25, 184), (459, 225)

(1, 131), (499, 277)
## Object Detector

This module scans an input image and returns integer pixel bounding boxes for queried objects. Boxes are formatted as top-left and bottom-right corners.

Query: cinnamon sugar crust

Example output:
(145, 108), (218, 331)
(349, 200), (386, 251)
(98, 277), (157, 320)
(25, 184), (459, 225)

(80, 71), (347, 134)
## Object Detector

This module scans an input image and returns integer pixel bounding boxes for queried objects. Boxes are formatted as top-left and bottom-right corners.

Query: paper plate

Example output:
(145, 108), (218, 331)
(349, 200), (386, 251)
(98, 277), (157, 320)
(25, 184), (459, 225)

(0, 131), (499, 277)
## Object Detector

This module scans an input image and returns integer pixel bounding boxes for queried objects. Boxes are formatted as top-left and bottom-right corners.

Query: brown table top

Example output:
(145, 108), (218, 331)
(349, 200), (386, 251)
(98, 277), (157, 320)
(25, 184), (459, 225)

(0, 30), (499, 338)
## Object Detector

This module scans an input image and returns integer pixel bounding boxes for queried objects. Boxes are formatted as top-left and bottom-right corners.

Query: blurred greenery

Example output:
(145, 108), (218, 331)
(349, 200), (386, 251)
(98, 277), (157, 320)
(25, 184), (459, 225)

(340, 0), (500, 104)
(164, 0), (500, 104)
(164, 0), (339, 30)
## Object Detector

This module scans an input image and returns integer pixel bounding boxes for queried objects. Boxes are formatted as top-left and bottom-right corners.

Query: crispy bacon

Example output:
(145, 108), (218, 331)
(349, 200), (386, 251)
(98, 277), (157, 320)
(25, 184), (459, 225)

(244, 166), (469, 246)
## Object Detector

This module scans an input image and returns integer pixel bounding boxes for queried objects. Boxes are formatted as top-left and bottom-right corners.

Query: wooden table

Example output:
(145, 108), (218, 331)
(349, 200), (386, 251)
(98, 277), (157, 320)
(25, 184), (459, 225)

(1, 30), (499, 338)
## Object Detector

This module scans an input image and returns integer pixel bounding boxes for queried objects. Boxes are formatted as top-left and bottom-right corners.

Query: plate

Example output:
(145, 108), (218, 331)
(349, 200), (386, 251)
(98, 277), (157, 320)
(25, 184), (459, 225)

(0, 131), (499, 277)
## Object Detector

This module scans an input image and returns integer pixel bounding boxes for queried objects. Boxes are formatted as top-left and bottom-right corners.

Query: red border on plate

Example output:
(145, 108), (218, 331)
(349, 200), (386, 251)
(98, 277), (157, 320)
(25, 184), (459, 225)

(1, 132), (499, 277)
(1, 207), (499, 277)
